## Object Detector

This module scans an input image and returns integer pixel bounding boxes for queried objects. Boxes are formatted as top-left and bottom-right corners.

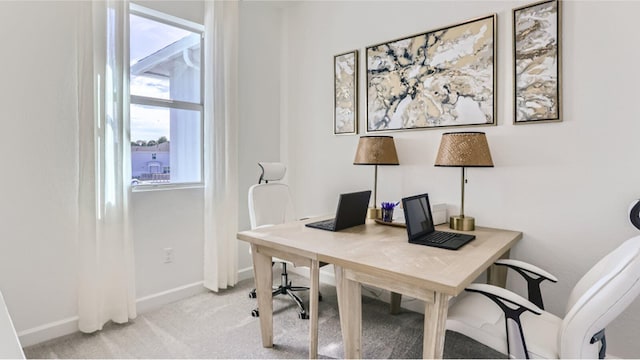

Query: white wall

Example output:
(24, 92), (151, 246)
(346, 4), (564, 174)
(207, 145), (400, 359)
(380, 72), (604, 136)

(0, 0), (80, 340)
(237, 1), (283, 271)
(281, 1), (640, 357)
(131, 188), (204, 299)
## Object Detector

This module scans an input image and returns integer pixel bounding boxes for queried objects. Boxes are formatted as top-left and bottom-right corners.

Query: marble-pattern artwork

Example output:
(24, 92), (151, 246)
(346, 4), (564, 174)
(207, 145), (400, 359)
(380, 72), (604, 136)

(514, 0), (560, 123)
(334, 51), (358, 134)
(366, 15), (495, 132)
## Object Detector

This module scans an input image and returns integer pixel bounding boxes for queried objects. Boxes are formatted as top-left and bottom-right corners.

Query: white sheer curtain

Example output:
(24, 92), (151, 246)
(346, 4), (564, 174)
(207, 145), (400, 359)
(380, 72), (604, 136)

(76, 0), (136, 333)
(203, 0), (239, 291)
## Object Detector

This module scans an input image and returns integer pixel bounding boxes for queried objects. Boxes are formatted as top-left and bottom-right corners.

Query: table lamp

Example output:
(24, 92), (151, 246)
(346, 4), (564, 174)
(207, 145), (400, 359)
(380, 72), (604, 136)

(434, 132), (493, 231)
(354, 136), (399, 219)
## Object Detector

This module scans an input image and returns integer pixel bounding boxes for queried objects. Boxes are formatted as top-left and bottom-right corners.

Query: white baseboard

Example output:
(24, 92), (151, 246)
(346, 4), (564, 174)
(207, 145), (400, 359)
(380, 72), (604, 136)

(17, 316), (79, 348)
(19, 269), (253, 348)
(238, 265), (254, 282)
(136, 281), (207, 314)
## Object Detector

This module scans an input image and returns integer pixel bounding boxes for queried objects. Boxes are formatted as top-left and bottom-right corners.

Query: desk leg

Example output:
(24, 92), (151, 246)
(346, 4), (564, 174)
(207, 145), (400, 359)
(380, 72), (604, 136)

(390, 292), (402, 315)
(422, 292), (449, 359)
(334, 265), (361, 359)
(251, 244), (273, 348)
(487, 249), (510, 288)
(308, 260), (319, 359)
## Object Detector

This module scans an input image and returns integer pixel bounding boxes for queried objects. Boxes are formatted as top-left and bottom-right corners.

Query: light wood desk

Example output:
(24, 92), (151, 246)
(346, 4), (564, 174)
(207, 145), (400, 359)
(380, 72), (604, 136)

(237, 218), (521, 359)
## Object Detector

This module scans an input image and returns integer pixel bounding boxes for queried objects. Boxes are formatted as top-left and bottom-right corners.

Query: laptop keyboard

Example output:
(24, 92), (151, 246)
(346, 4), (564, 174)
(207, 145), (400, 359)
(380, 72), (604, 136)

(424, 231), (458, 244)
(310, 219), (335, 230)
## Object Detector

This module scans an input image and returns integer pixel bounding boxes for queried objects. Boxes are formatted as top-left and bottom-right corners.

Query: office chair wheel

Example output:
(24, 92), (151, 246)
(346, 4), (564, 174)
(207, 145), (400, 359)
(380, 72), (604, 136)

(248, 290), (257, 299)
(298, 311), (309, 320)
(251, 309), (259, 317)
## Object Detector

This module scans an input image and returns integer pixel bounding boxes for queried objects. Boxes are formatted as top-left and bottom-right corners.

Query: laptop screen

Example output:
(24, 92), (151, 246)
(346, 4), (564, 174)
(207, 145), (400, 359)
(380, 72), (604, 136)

(333, 190), (372, 230)
(403, 193), (435, 239)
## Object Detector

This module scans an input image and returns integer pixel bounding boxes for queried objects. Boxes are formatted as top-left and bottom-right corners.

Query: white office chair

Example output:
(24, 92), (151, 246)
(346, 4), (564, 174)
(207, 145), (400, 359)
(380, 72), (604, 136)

(447, 235), (640, 359)
(247, 162), (319, 319)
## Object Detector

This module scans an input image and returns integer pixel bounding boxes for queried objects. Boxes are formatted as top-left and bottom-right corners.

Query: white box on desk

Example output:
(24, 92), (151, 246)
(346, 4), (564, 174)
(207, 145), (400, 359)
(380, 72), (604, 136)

(392, 203), (447, 225)
(431, 203), (447, 225)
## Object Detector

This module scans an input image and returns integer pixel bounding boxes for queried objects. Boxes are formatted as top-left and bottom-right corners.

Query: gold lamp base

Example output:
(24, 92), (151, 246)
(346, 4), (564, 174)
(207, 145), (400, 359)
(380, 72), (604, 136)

(367, 207), (381, 220)
(449, 215), (475, 231)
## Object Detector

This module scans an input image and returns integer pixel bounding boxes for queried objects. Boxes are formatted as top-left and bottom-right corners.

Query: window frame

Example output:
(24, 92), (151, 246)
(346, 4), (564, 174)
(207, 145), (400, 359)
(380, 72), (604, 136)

(129, 3), (205, 190)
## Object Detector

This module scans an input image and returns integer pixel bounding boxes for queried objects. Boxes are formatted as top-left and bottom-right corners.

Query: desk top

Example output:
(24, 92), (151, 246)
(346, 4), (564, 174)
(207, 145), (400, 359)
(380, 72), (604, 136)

(238, 218), (522, 296)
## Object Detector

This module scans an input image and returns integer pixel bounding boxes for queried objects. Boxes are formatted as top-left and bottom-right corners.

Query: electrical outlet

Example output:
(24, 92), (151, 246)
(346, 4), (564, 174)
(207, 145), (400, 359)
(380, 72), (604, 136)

(163, 247), (174, 263)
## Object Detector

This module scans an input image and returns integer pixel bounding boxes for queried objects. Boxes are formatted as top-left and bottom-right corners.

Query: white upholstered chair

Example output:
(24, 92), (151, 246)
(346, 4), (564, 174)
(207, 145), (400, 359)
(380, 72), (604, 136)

(447, 235), (640, 359)
(247, 162), (318, 319)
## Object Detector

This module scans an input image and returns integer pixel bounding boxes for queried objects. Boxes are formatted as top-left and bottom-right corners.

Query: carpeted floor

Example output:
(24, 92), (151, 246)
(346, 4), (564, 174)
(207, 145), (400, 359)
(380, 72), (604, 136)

(24, 273), (504, 359)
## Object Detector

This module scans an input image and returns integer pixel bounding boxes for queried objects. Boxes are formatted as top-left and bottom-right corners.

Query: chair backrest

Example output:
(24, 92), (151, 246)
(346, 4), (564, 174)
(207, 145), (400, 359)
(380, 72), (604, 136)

(248, 162), (295, 229)
(559, 235), (640, 358)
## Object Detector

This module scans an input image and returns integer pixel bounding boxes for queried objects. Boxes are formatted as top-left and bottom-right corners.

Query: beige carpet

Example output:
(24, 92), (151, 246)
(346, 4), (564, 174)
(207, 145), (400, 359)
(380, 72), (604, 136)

(24, 273), (503, 359)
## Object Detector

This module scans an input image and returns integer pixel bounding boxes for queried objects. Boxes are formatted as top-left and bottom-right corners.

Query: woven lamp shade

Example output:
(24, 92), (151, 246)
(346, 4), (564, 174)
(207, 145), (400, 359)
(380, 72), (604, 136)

(353, 136), (399, 165)
(435, 132), (493, 167)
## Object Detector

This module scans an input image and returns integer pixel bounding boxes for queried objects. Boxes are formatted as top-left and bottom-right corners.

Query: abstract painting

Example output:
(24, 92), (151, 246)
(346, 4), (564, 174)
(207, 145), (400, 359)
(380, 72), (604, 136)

(366, 15), (496, 132)
(334, 50), (358, 134)
(514, 0), (561, 124)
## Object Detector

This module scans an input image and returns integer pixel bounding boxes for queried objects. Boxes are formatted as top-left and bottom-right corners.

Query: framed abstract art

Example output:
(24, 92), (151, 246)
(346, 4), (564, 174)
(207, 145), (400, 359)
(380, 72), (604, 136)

(366, 15), (496, 132)
(513, 0), (561, 124)
(334, 50), (358, 135)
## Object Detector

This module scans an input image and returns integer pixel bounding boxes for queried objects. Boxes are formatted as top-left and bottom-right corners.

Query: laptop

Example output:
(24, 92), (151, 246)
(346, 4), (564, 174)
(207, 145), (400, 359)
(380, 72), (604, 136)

(402, 193), (475, 250)
(305, 190), (372, 231)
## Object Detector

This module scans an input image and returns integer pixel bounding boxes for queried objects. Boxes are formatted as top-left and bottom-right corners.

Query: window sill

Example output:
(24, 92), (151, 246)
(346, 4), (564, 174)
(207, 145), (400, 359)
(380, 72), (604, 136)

(131, 182), (204, 192)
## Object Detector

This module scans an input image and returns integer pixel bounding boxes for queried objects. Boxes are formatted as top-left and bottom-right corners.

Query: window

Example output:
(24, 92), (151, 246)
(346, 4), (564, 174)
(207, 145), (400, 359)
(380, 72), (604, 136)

(129, 4), (204, 186)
